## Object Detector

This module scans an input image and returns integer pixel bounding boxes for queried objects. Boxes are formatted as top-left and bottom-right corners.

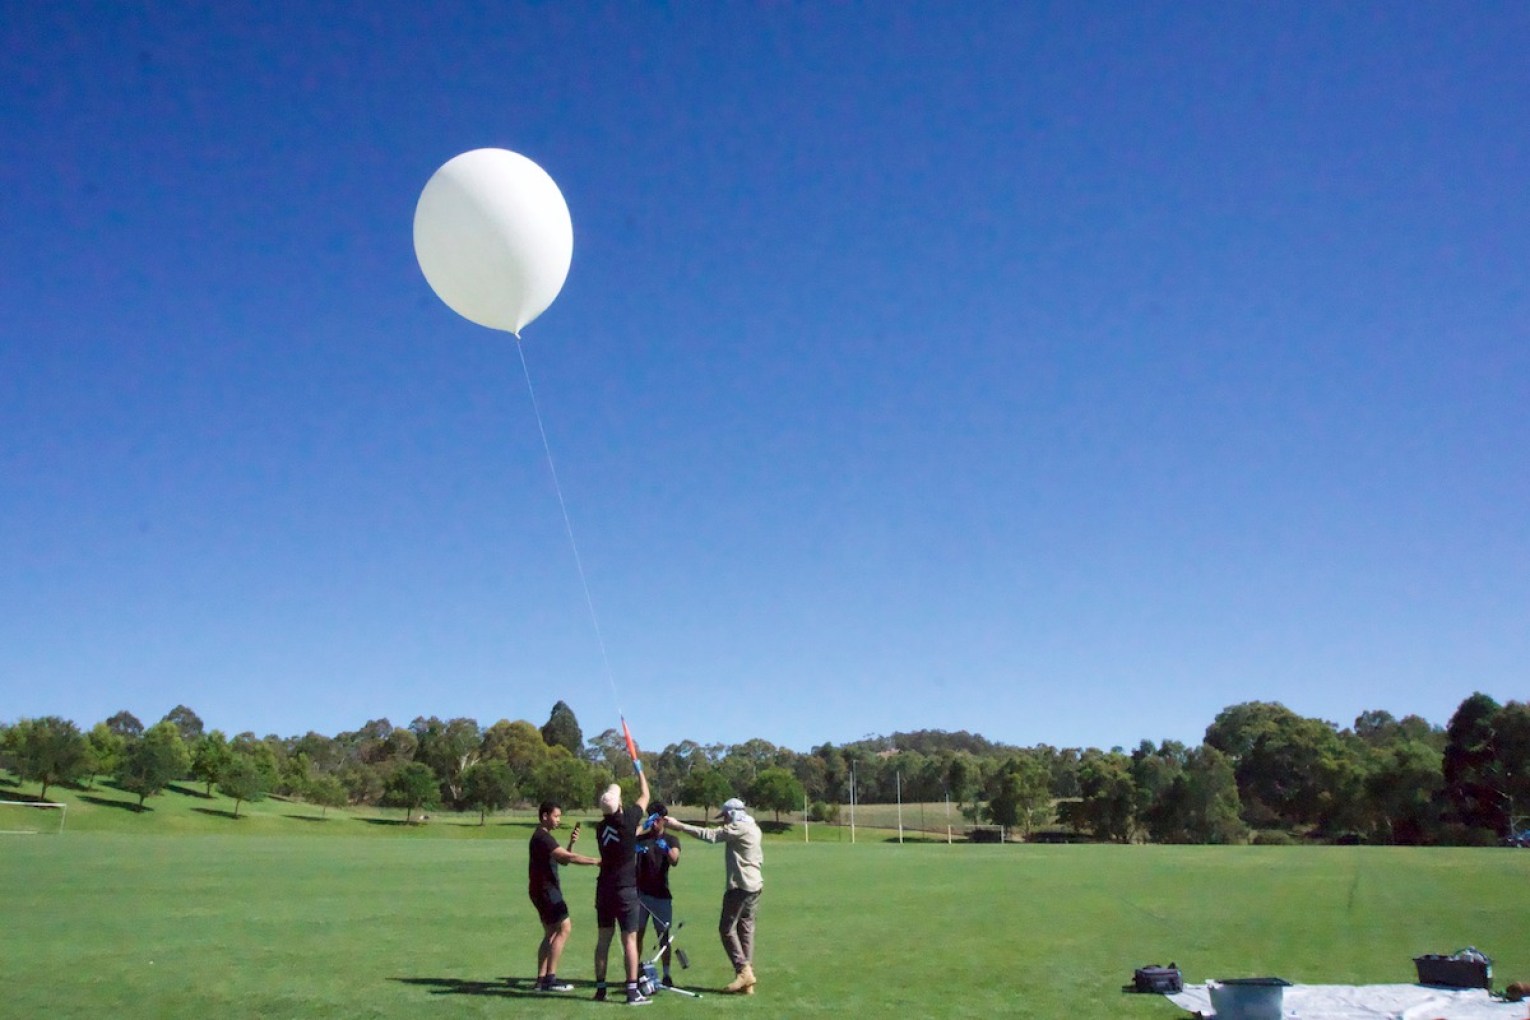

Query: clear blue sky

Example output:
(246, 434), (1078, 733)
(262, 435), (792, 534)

(3, 2), (1527, 754)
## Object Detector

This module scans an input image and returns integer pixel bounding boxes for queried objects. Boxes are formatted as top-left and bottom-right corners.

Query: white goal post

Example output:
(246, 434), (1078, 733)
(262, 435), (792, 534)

(0, 800), (67, 835)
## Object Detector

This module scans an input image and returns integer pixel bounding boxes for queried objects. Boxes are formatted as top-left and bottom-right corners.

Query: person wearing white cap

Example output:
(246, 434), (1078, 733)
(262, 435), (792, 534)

(664, 796), (763, 994)
(592, 773), (653, 1005)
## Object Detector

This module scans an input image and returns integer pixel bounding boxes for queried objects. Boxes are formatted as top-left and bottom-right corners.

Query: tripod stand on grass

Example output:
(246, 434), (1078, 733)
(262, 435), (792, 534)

(639, 902), (702, 998)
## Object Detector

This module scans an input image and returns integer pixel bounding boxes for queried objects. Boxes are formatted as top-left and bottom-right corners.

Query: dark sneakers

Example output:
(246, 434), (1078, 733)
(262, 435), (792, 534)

(594, 983), (650, 1004)
(539, 980), (574, 992)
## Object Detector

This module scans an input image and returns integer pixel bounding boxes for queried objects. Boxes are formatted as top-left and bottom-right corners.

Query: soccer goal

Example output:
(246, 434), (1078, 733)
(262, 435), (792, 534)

(0, 800), (68, 835)
(966, 824), (1007, 844)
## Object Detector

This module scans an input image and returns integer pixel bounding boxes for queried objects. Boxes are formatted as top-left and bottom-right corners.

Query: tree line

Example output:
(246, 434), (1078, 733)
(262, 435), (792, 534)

(3, 693), (1526, 844)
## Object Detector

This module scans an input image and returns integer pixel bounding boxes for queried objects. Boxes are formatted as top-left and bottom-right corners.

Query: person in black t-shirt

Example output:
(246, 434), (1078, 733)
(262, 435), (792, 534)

(528, 800), (597, 992)
(592, 770), (651, 1004)
(636, 802), (681, 986)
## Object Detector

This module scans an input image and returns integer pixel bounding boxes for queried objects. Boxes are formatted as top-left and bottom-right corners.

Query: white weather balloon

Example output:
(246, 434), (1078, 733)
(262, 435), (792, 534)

(413, 148), (573, 335)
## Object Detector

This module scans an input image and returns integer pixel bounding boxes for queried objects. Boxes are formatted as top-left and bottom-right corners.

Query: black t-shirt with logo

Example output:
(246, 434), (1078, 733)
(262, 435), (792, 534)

(595, 804), (644, 894)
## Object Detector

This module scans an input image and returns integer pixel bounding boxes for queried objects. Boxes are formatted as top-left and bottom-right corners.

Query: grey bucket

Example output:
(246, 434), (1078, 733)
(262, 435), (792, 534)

(1208, 977), (1291, 1020)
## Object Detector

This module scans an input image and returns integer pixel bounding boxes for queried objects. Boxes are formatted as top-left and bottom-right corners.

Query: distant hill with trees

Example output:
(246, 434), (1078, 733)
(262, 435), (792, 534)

(3, 693), (1526, 846)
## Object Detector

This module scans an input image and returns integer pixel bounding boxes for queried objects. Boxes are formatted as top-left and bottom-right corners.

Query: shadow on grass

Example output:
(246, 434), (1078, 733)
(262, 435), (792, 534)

(192, 807), (243, 820)
(358, 817), (419, 827)
(166, 783), (213, 799)
(80, 794), (149, 812)
(285, 814), (333, 823)
(1, 789), (43, 803)
(393, 976), (558, 1000)
(91, 779), (165, 801)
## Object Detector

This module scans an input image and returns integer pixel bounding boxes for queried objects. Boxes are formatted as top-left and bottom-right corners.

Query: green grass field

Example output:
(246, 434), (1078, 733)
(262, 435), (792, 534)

(4, 779), (1528, 1018)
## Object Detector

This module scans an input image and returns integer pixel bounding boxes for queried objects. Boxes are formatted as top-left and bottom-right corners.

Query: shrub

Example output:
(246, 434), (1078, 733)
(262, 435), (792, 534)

(809, 800), (840, 823)
(1436, 823), (1500, 848)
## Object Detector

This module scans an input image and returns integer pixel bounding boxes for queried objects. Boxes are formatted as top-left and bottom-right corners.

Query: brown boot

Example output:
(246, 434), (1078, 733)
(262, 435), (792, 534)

(723, 965), (755, 994)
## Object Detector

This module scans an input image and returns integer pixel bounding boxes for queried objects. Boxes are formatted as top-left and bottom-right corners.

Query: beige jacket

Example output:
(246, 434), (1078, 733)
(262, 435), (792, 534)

(673, 815), (764, 893)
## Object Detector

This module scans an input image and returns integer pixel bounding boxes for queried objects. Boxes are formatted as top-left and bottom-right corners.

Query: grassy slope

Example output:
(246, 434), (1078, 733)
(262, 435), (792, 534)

(4, 778), (1528, 1018)
(0, 773), (542, 837)
(0, 772), (989, 839)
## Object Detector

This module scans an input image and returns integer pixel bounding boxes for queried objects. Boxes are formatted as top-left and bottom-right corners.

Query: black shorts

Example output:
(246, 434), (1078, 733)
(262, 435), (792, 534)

(638, 894), (672, 937)
(595, 886), (641, 933)
(531, 887), (569, 927)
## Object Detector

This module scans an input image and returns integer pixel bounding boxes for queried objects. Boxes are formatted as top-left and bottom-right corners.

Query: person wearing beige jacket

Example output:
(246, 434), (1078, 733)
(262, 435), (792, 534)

(663, 797), (763, 994)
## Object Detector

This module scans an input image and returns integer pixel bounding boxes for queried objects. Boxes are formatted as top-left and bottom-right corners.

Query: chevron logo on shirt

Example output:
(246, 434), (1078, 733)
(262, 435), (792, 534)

(600, 827), (621, 846)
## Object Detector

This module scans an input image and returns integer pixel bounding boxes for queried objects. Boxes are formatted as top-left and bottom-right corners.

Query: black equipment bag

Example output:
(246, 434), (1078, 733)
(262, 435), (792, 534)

(1133, 964), (1183, 993)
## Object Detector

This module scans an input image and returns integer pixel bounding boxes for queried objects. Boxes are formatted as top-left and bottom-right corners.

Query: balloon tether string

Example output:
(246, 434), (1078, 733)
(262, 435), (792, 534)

(514, 339), (623, 719)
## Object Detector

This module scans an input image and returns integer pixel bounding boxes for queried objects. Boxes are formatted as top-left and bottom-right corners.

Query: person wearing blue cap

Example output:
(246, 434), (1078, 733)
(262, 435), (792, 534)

(635, 801), (682, 987)
(666, 797), (763, 995)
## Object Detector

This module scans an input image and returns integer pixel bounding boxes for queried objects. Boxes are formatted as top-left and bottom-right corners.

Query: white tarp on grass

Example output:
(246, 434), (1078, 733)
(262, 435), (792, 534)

(1166, 983), (1524, 1019)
